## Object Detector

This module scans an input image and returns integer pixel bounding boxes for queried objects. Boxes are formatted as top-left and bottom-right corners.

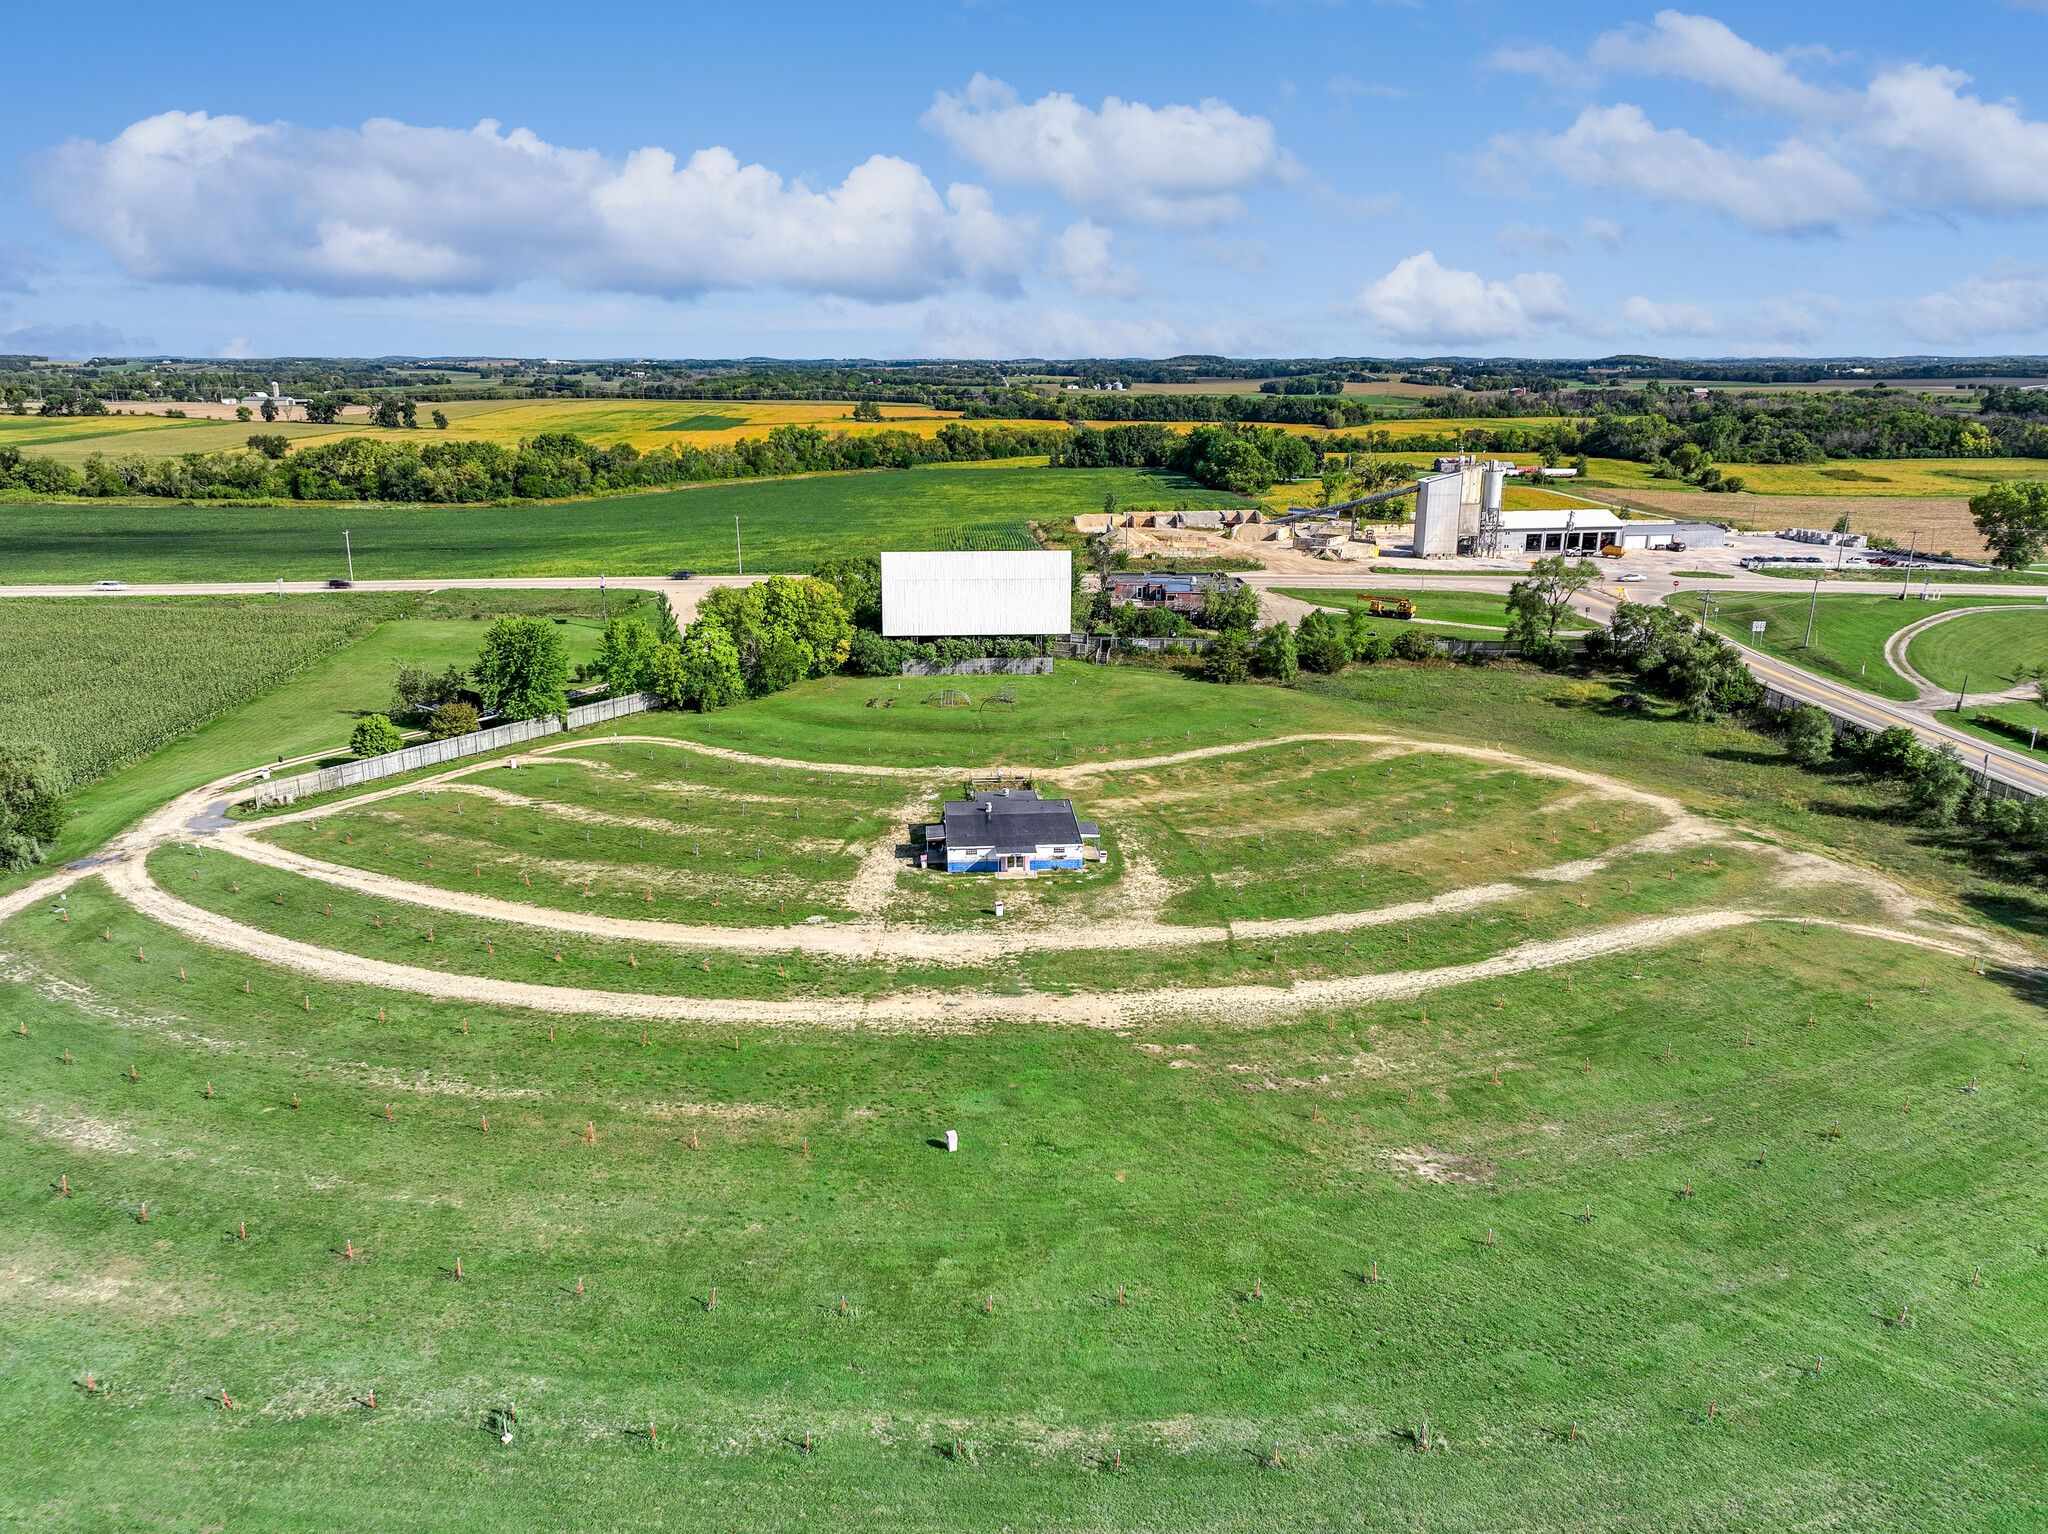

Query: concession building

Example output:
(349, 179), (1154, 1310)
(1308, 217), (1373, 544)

(921, 785), (1100, 874)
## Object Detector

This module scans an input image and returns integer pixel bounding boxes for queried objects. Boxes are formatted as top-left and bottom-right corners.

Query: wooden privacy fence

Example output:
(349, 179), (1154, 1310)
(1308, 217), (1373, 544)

(244, 691), (663, 807)
(899, 657), (1056, 677)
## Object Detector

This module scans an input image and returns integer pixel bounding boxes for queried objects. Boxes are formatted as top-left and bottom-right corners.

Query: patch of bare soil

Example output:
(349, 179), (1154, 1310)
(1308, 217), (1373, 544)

(1382, 1146), (1497, 1185)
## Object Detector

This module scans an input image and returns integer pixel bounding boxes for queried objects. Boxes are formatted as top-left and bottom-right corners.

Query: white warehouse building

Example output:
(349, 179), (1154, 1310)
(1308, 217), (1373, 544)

(1409, 459), (1726, 555)
(880, 550), (1073, 638)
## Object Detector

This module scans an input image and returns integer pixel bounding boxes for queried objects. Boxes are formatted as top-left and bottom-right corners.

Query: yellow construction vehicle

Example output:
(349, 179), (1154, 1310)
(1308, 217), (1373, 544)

(1365, 597), (1416, 620)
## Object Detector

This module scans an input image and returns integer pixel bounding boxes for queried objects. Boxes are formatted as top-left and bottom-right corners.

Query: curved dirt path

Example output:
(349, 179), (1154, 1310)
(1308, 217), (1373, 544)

(183, 832), (1551, 958)
(92, 857), (2019, 1028)
(105, 852), (1766, 1027)
(184, 726), (1997, 962)
(194, 727), (1711, 960)
(1883, 605), (2048, 711)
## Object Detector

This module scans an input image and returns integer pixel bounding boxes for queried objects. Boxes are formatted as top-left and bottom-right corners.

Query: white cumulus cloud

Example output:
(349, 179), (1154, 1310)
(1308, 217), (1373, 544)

(1580, 217), (1628, 252)
(1493, 12), (2048, 233)
(1500, 103), (1875, 234)
(1902, 260), (2048, 343)
(38, 111), (1037, 301)
(1349, 251), (1576, 345)
(921, 74), (1294, 227)
(1588, 11), (1841, 119)
(1622, 296), (1721, 337)
(1043, 220), (1146, 298)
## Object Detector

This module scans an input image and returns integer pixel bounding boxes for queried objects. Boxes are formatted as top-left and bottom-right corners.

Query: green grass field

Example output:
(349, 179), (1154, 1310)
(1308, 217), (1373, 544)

(0, 465), (1237, 585)
(5, 880), (2042, 1530)
(1272, 587), (1593, 634)
(1690, 592), (2048, 702)
(1904, 607), (2048, 693)
(242, 738), (1641, 928)
(9, 608), (2048, 1528)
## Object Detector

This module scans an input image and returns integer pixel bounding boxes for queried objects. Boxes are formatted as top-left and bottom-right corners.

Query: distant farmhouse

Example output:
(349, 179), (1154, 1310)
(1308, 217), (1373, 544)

(881, 550), (1072, 639)
(921, 783), (1099, 874)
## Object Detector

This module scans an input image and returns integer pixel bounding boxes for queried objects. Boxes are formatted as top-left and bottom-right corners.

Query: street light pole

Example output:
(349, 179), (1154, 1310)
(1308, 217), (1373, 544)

(600, 572), (608, 624)
(1899, 530), (1919, 600)
(1801, 574), (1820, 649)
(735, 516), (743, 576)
(343, 530), (354, 583)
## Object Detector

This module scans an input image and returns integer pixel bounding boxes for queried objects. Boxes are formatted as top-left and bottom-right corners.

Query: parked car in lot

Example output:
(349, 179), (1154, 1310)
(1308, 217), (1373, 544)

(92, 579), (127, 591)
(327, 578), (354, 588)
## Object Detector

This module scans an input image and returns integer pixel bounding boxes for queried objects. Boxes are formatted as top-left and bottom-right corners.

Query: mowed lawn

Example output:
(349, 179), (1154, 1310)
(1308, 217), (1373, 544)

(3, 882), (2042, 1530)
(1272, 587), (1594, 634)
(1904, 605), (2048, 692)
(0, 464), (1230, 584)
(1690, 591), (2048, 701)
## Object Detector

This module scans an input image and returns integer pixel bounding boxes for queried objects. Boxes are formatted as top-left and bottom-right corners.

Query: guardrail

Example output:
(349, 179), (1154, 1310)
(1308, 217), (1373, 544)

(1758, 685), (2036, 800)
(246, 691), (663, 807)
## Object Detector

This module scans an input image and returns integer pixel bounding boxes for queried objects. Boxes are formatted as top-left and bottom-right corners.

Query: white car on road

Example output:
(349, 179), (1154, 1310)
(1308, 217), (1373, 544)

(1616, 573), (1646, 582)
(92, 580), (127, 591)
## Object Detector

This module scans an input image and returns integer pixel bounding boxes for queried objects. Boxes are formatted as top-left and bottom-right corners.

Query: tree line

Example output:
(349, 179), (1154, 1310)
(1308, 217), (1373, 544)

(0, 422), (1070, 504)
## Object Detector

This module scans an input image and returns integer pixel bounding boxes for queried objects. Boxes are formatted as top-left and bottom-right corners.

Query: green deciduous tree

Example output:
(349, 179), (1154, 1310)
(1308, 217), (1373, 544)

(432, 410), (449, 429)
(594, 617), (659, 692)
(426, 702), (479, 739)
(1969, 481), (2048, 570)
(1297, 610), (1350, 673)
(698, 576), (853, 696)
(390, 662), (468, 718)
(0, 745), (64, 869)
(472, 615), (570, 721)
(350, 714), (405, 757)
(1505, 555), (1599, 643)
(648, 624), (745, 711)
(1783, 703), (1834, 766)
(1251, 621), (1298, 682)
(1199, 581), (1260, 633)
(1205, 630), (1250, 684)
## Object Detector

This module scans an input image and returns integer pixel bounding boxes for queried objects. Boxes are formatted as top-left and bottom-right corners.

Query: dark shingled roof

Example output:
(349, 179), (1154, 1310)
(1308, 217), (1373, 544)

(937, 789), (1082, 856)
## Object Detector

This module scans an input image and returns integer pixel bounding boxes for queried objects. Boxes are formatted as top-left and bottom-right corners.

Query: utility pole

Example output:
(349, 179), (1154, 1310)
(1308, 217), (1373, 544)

(735, 516), (743, 576)
(600, 572), (608, 623)
(1956, 674), (1968, 715)
(1801, 574), (1821, 649)
(343, 530), (354, 583)
(1899, 530), (1919, 600)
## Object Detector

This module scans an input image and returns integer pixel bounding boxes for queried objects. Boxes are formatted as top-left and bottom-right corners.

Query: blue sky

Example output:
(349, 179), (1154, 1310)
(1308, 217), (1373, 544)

(7, 0), (2048, 361)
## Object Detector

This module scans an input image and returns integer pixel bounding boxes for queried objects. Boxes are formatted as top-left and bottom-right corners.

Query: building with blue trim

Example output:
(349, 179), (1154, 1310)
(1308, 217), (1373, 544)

(921, 787), (1098, 874)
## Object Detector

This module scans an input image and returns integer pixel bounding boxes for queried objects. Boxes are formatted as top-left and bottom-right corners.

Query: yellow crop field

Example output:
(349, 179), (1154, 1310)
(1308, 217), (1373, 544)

(0, 398), (1056, 467)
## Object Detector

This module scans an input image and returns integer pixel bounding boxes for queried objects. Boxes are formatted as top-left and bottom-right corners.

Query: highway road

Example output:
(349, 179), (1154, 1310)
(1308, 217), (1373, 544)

(1244, 568), (2048, 794)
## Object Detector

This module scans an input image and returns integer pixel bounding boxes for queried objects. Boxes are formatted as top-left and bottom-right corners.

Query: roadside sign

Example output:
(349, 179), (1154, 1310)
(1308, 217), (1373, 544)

(1751, 620), (1767, 634)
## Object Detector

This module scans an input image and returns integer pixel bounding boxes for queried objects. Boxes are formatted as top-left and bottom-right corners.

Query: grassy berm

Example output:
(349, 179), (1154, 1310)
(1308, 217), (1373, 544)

(3, 881), (2042, 1531)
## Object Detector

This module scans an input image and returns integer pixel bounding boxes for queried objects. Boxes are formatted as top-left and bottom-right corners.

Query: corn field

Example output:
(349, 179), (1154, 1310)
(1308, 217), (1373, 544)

(1, 597), (383, 788)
